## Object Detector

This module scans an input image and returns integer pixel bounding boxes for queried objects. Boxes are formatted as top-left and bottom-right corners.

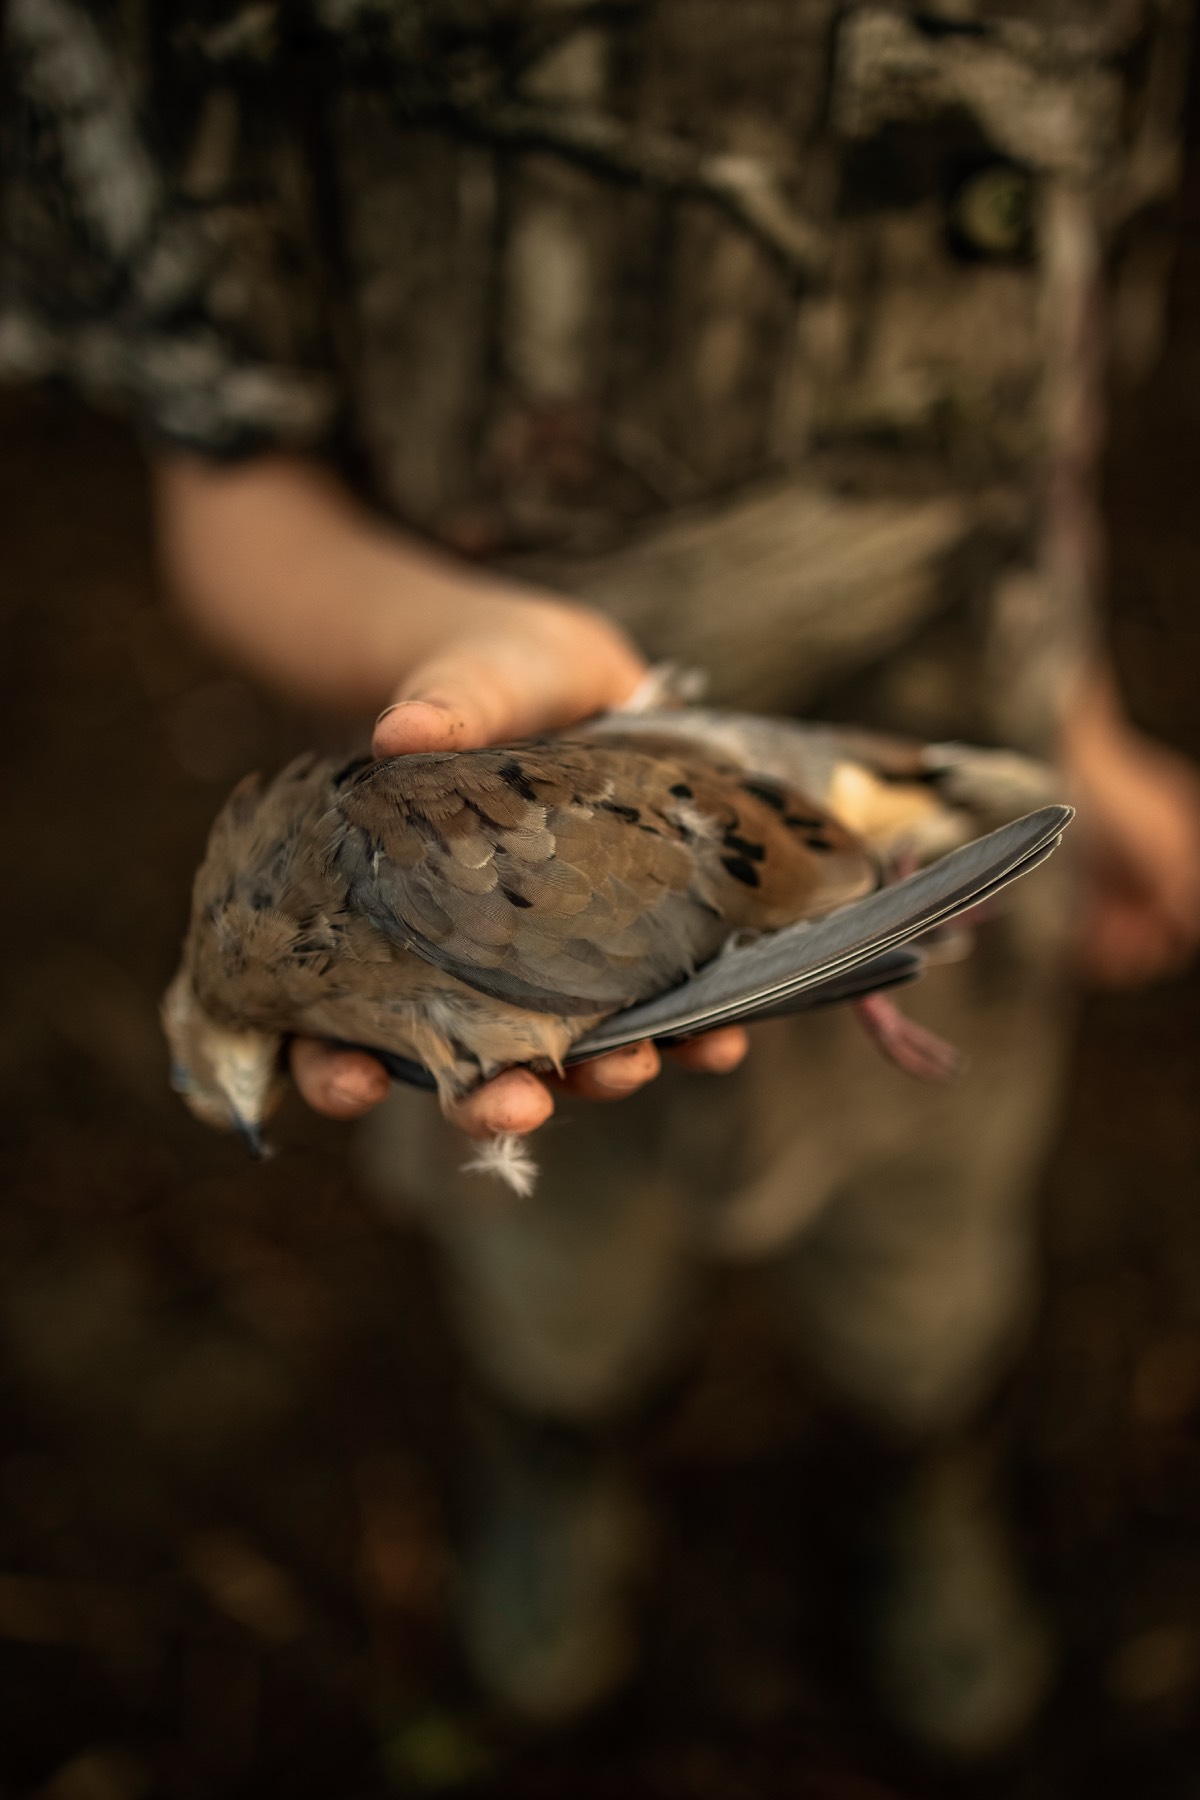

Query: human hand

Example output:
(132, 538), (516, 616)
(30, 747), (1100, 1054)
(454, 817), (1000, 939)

(1064, 674), (1200, 988)
(289, 592), (750, 1136)
(155, 454), (750, 1138)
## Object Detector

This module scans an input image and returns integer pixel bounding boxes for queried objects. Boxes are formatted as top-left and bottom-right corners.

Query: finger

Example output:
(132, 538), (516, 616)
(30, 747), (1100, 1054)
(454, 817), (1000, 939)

(373, 689), (494, 758)
(665, 1026), (750, 1075)
(372, 608), (648, 759)
(290, 1039), (392, 1119)
(555, 1040), (662, 1100)
(1077, 901), (1184, 989)
(446, 1067), (556, 1139)
(1158, 875), (1200, 946)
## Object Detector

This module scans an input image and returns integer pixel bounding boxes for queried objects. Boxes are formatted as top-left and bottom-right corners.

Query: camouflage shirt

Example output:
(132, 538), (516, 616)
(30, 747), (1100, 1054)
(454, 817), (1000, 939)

(1, 0), (1190, 742)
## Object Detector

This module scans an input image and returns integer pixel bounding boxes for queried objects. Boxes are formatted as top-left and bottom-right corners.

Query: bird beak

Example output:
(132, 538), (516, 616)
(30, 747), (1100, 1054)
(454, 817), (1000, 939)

(234, 1117), (271, 1159)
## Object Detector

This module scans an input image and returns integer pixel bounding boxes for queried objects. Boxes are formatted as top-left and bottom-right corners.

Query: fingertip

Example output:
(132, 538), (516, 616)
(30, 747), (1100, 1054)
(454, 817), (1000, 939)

(668, 1026), (750, 1074)
(609, 1040), (662, 1088)
(566, 1040), (661, 1098)
(290, 1040), (391, 1119)
(449, 1067), (555, 1139)
(372, 697), (471, 757)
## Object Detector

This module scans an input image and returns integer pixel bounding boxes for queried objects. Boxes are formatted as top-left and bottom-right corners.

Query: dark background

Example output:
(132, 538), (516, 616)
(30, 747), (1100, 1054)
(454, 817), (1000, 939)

(2, 110), (1200, 1800)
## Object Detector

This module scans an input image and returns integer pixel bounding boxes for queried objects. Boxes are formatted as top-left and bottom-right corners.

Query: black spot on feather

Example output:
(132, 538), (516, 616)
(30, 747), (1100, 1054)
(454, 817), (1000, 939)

(669, 782), (694, 799)
(879, 765), (939, 785)
(740, 780), (788, 811)
(722, 854), (761, 888)
(805, 833), (837, 852)
(332, 755), (373, 788)
(501, 888), (533, 908)
(785, 812), (829, 830)
(602, 800), (641, 824)
(291, 933), (334, 970)
(723, 831), (765, 861)
(500, 762), (539, 801)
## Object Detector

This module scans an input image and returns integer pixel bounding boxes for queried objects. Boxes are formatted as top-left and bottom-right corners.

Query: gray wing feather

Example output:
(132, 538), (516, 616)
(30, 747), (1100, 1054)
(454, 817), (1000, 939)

(570, 806), (1072, 1054)
(338, 806), (1071, 1087)
(727, 946), (925, 1020)
(351, 946), (927, 1091)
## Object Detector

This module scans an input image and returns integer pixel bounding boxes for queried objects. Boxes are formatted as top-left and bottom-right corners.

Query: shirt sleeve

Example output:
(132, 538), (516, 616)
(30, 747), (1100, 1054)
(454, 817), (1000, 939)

(0, 0), (340, 457)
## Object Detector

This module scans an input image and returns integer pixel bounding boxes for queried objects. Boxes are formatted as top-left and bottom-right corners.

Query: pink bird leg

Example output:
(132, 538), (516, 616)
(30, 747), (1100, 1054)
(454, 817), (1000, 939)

(853, 993), (966, 1082)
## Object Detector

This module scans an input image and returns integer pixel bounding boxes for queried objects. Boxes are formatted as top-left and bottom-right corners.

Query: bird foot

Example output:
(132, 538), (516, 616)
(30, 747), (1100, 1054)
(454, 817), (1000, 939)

(853, 994), (966, 1083)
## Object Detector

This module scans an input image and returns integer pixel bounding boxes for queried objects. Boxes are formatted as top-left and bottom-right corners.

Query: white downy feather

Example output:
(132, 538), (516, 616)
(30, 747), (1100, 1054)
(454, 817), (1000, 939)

(461, 1132), (540, 1199)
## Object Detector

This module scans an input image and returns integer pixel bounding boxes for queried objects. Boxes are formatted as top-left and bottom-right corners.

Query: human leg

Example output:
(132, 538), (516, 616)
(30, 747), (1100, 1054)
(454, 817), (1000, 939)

(357, 1076), (708, 1719)
(766, 890), (1074, 1753)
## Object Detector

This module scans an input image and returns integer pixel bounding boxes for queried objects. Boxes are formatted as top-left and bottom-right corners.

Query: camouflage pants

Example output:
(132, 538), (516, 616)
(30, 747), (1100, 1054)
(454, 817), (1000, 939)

(359, 866), (1073, 1442)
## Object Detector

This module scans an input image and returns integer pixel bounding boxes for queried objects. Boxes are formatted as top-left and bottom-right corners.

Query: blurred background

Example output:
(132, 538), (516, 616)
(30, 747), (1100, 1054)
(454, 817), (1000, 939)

(3, 35), (1200, 1800)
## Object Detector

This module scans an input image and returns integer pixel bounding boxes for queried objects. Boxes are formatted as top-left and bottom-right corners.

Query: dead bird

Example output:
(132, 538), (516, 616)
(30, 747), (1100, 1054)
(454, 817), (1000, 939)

(163, 709), (1071, 1187)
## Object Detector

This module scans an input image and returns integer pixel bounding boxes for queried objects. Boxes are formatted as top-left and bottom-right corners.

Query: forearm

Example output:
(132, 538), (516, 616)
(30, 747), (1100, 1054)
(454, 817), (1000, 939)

(154, 453), (642, 728)
(154, 451), (696, 1136)
(1058, 658), (1126, 765)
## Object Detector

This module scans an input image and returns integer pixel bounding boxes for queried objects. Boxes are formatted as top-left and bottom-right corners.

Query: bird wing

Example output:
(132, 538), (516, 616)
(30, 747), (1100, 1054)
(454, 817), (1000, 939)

(737, 946), (926, 1018)
(570, 806), (1072, 1054)
(325, 741), (876, 1015)
(342, 809), (1069, 1090)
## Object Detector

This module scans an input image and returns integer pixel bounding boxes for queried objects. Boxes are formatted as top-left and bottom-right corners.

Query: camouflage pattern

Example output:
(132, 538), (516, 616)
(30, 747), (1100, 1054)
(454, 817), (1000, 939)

(2, 7), (1192, 1728)
(1, 0), (1191, 747)
(2, 11), (1199, 1759)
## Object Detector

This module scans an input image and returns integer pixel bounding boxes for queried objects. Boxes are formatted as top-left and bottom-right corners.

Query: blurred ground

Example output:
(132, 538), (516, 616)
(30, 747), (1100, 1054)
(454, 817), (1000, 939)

(2, 177), (1200, 1800)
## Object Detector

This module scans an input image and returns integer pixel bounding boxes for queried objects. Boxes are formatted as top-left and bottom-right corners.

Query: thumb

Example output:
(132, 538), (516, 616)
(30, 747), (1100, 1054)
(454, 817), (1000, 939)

(372, 673), (507, 758)
(371, 603), (647, 758)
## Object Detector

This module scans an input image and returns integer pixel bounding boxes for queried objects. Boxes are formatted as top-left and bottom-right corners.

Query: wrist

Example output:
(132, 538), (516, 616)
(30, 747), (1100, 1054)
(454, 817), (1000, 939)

(1060, 662), (1131, 773)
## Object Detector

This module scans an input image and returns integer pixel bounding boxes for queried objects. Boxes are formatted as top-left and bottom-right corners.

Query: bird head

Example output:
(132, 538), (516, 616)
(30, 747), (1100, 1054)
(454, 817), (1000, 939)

(162, 970), (284, 1154)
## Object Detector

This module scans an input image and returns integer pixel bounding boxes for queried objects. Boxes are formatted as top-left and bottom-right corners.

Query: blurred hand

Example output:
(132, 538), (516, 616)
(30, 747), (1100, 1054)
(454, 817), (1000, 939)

(1065, 674), (1200, 988)
(288, 591), (749, 1136)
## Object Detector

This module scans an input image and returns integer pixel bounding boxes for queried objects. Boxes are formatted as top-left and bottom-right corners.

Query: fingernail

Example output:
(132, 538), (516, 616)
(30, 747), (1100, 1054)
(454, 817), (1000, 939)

(374, 698), (449, 726)
(590, 1068), (634, 1093)
(330, 1068), (386, 1107)
(329, 1082), (367, 1109)
(594, 1047), (658, 1090)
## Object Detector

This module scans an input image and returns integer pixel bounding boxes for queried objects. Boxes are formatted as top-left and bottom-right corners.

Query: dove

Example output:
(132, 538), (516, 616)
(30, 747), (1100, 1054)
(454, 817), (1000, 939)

(162, 710), (1072, 1186)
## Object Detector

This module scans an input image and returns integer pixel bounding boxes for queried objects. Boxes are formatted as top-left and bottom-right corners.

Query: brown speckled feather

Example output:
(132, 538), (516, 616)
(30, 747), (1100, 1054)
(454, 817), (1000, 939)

(171, 716), (1067, 1125)
(326, 740), (874, 1015)
(180, 734), (877, 1102)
